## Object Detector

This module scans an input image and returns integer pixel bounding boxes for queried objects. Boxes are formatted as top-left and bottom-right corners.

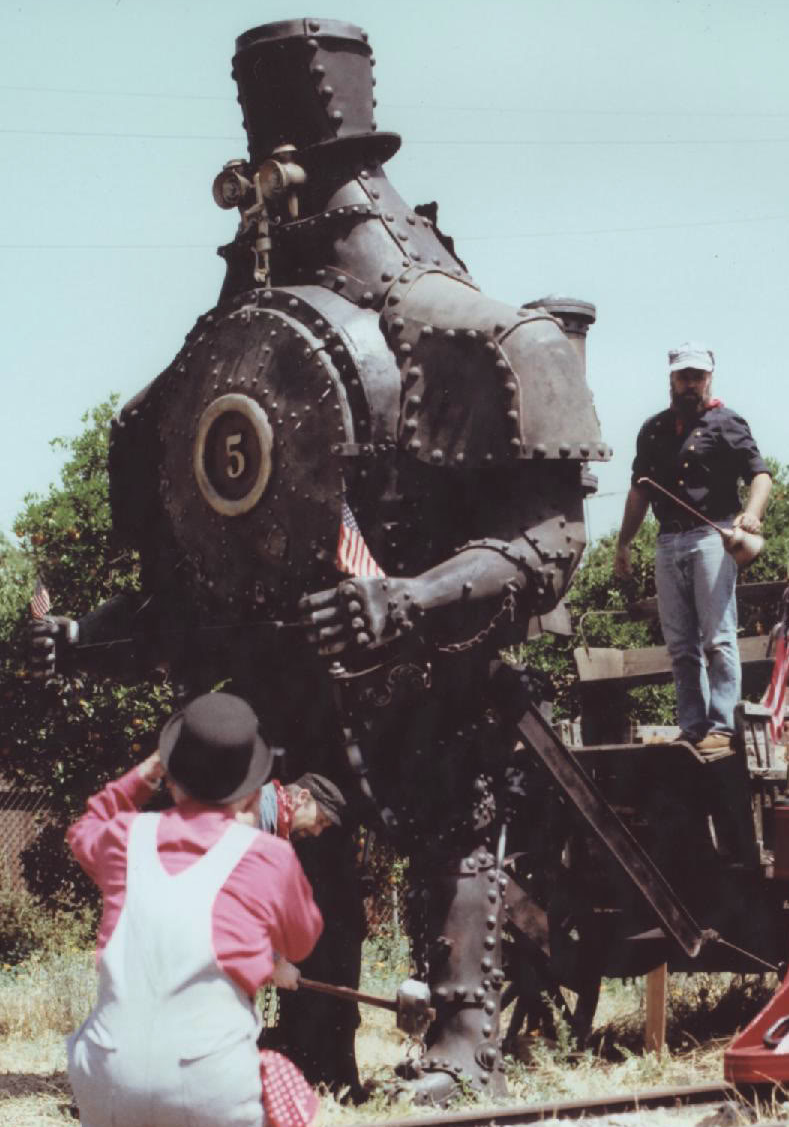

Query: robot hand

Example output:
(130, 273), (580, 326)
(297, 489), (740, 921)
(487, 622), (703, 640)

(29, 616), (78, 680)
(299, 577), (419, 656)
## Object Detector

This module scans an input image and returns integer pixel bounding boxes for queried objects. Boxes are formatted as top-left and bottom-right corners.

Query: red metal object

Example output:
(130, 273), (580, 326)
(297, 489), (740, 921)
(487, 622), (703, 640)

(724, 967), (789, 1084)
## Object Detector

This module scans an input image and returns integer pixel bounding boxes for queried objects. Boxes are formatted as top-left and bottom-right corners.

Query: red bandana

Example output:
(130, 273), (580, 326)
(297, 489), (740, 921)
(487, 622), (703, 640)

(273, 779), (295, 840)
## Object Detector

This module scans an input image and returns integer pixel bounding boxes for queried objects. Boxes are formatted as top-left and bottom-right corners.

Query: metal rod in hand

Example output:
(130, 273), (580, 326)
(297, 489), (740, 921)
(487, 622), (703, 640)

(637, 476), (763, 567)
(636, 477), (728, 536)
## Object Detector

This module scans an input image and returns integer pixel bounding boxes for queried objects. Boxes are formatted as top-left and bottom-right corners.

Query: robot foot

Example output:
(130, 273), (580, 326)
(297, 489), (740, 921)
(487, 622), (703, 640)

(394, 1049), (505, 1107)
(393, 1059), (463, 1107)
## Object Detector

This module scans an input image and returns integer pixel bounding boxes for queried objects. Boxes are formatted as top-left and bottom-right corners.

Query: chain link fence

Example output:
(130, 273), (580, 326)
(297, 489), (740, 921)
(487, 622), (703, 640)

(0, 778), (49, 892)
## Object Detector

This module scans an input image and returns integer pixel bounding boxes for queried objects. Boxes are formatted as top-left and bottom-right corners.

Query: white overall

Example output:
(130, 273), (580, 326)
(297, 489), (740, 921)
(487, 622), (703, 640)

(68, 813), (266, 1127)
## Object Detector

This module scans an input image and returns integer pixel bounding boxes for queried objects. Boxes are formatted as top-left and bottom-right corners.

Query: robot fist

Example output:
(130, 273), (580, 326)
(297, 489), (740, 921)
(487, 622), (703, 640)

(299, 577), (419, 656)
(29, 616), (78, 680)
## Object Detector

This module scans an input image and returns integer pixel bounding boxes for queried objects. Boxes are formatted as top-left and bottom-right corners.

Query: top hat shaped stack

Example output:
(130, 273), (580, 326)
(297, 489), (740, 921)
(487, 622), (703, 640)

(232, 17), (401, 169)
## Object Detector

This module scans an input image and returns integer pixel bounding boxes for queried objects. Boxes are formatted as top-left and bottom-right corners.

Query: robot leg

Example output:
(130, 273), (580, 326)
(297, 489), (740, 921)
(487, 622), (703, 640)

(400, 847), (508, 1105)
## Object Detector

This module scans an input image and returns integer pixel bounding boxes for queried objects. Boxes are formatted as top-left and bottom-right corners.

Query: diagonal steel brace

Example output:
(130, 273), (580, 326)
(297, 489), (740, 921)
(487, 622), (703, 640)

(516, 702), (706, 958)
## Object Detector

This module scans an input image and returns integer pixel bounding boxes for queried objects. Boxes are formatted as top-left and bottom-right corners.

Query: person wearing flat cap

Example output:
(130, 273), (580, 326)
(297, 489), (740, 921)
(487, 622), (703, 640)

(246, 772), (345, 994)
(257, 772), (346, 841)
(66, 691), (324, 1127)
(615, 343), (771, 752)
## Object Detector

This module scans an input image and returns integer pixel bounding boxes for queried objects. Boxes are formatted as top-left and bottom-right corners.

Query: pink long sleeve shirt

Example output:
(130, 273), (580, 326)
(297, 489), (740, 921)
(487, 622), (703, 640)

(67, 767), (324, 998)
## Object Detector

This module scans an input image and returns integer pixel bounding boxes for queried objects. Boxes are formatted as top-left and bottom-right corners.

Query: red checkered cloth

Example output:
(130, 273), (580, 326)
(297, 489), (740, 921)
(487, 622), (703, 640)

(259, 1049), (319, 1127)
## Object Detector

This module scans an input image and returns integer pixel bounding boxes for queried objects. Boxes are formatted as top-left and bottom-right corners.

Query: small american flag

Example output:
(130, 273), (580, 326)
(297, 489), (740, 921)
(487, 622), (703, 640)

(30, 577), (52, 620)
(762, 625), (789, 743)
(336, 498), (386, 578)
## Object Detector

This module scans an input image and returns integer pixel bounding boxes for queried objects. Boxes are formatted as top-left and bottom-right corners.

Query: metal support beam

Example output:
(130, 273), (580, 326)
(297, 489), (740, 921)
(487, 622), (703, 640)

(515, 703), (706, 958)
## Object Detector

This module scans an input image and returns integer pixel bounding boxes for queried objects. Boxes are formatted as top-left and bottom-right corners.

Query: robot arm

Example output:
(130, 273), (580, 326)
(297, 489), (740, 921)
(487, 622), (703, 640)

(30, 593), (163, 682)
(299, 530), (572, 658)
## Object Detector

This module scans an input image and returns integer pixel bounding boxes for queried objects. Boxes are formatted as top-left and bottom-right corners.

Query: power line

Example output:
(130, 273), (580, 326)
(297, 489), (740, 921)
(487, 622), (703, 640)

(1, 211), (787, 250)
(3, 83), (789, 121)
(0, 83), (230, 101)
(0, 127), (238, 142)
(460, 213), (789, 241)
(0, 243), (216, 250)
(5, 125), (789, 147)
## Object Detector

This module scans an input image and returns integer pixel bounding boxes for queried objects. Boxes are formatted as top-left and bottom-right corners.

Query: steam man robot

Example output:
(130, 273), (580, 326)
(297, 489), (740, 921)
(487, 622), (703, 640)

(34, 19), (610, 1104)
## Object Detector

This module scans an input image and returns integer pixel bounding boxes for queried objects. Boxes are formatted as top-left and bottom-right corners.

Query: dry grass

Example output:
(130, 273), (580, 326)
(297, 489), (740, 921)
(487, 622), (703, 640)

(2, 955), (787, 1126)
(0, 955), (95, 1126)
(0, 953), (95, 1041)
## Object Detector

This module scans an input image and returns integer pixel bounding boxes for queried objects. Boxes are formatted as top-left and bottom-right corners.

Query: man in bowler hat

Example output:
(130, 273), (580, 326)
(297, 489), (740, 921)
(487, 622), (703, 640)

(66, 691), (323, 1127)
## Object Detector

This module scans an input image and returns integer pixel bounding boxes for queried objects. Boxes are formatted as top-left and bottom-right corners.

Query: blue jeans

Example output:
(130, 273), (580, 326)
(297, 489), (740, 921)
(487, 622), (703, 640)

(655, 526), (740, 740)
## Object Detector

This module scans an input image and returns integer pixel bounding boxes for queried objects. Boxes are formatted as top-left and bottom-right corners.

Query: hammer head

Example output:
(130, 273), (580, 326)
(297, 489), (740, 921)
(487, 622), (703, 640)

(396, 978), (434, 1036)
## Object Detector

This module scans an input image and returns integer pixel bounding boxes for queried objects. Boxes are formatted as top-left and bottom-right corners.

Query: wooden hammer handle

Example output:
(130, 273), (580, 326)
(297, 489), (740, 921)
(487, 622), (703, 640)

(298, 976), (398, 1013)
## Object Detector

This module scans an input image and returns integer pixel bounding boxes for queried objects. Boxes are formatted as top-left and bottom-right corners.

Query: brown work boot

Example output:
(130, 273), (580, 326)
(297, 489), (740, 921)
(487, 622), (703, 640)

(695, 732), (732, 757)
(696, 733), (731, 750)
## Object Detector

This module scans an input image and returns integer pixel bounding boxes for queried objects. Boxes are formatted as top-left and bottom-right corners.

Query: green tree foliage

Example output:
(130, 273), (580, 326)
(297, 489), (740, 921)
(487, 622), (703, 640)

(517, 515), (675, 726)
(734, 456), (789, 635)
(0, 400), (172, 909)
(0, 533), (34, 641)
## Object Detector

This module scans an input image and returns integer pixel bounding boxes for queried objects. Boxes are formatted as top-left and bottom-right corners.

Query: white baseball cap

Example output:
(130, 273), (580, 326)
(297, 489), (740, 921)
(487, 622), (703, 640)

(668, 342), (714, 373)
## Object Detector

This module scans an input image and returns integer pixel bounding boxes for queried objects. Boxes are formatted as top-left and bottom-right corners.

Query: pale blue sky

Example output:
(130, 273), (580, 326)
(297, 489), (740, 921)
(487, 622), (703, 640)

(2, 0), (788, 544)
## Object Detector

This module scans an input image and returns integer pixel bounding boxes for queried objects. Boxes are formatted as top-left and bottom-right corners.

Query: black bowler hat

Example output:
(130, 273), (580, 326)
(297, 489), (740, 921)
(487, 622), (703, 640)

(294, 772), (346, 826)
(159, 692), (273, 805)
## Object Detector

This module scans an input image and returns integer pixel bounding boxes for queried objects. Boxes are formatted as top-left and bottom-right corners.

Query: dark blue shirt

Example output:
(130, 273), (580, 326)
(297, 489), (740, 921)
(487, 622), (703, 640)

(631, 405), (769, 529)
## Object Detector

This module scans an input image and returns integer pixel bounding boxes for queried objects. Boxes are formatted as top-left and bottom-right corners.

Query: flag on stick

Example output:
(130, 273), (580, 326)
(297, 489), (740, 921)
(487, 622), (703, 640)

(336, 499), (385, 579)
(762, 622), (789, 744)
(30, 577), (51, 620)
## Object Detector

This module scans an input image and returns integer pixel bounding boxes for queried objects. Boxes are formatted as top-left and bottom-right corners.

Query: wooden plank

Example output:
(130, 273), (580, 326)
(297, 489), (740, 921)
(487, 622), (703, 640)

(645, 963), (668, 1054)
(735, 580), (787, 605)
(573, 648), (624, 682)
(574, 635), (770, 686)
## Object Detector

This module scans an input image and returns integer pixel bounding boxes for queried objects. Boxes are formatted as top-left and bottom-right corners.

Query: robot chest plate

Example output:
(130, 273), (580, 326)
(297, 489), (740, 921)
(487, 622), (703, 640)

(158, 302), (353, 611)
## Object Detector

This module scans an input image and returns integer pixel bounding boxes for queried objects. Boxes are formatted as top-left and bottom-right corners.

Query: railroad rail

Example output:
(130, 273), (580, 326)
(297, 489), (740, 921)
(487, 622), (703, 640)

(354, 1081), (755, 1127)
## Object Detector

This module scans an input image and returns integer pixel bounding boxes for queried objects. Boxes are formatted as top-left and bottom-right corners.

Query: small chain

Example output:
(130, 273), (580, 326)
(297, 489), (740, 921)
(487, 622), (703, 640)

(260, 984), (280, 1029)
(436, 590), (517, 654)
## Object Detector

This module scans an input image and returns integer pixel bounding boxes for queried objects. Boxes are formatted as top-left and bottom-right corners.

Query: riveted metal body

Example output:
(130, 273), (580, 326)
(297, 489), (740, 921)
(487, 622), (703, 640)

(399, 851), (509, 1102)
(71, 16), (615, 1105)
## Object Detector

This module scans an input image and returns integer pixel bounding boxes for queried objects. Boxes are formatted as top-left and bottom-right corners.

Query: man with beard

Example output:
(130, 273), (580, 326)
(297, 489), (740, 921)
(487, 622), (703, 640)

(615, 342), (771, 751)
(257, 774), (346, 843)
(250, 773), (346, 992)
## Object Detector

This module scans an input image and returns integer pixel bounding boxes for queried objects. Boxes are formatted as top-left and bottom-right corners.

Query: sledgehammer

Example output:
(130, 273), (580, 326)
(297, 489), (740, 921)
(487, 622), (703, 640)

(298, 977), (435, 1036)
